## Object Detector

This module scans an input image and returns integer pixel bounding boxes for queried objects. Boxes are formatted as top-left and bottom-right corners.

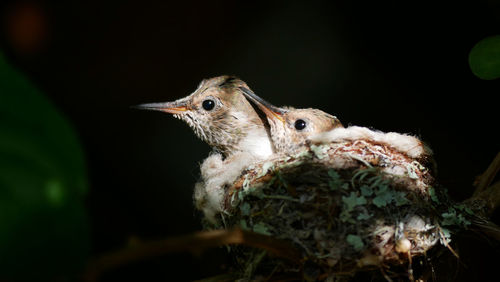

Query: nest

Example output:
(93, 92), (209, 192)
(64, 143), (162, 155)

(192, 127), (484, 280)
(85, 128), (499, 281)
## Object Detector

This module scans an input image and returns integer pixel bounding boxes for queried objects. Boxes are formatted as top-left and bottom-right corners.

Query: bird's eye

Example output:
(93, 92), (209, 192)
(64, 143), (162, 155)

(202, 99), (215, 111)
(294, 119), (307, 130)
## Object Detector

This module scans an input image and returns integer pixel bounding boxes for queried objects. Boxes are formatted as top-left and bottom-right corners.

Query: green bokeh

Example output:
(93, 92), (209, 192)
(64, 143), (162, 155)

(469, 35), (500, 80)
(0, 51), (90, 280)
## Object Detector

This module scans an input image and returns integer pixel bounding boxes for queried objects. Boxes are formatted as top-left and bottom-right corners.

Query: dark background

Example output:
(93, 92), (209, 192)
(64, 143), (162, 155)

(1, 0), (499, 281)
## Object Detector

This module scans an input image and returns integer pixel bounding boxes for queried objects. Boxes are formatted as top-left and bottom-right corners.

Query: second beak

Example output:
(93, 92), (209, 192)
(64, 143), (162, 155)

(239, 87), (286, 124)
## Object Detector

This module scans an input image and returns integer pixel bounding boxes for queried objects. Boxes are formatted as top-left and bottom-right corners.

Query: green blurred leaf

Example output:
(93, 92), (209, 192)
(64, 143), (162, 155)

(360, 185), (373, 196)
(342, 192), (366, 211)
(253, 222), (272, 236)
(428, 186), (439, 203)
(240, 202), (251, 216)
(469, 35), (500, 80)
(0, 51), (89, 280)
(356, 211), (372, 220)
(346, 234), (364, 251)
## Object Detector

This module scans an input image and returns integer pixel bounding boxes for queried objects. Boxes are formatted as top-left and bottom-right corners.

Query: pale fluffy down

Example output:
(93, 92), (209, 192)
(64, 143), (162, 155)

(194, 152), (260, 223)
(308, 126), (432, 159)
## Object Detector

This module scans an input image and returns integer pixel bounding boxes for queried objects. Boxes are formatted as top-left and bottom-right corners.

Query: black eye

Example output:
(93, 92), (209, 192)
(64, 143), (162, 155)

(294, 119), (307, 130)
(202, 99), (215, 111)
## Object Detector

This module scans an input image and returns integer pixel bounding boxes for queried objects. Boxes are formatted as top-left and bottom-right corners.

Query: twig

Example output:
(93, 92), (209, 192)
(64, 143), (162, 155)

(192, 273), (239, 282)
(437, 227), (459, 259)
(486, 180), (500, 212)
(380, 266), (393, 282)
(473, 152), (500, 197)
(83, 228), (301, 282)
(406, 250), (414, 282)
(469, 212), (500, 241)
(475, 180), (500, 214)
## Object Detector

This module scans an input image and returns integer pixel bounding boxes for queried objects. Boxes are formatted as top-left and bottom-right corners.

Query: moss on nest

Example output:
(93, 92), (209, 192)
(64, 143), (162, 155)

(198, 138), (482, 280)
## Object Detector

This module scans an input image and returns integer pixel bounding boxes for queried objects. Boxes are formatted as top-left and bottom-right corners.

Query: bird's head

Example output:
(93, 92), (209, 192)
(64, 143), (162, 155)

(240, 87), (343, 153)
(135, 76), (270, 156)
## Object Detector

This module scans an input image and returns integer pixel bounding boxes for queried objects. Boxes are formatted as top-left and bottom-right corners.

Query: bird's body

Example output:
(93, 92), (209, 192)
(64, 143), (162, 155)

(136, 76), (274, 159)
(240, 88), (343, 155)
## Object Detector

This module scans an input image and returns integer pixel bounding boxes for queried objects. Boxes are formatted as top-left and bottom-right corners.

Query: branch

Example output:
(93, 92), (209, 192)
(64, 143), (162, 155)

(473, 152), (500, 197)
(474, 180), (500, 214)
(83, 228), (301, 282)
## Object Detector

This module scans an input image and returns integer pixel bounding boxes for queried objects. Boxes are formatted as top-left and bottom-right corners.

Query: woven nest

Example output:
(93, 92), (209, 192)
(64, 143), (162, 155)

(194, 128), (479, 280)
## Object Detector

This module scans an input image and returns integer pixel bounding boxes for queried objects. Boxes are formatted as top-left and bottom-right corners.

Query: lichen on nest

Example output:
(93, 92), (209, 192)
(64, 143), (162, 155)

(194, 127), (480, 280)
(228, 143), (436, 272)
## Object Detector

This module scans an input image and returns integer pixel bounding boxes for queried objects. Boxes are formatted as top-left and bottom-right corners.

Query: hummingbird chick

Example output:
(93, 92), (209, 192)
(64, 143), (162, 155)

(240, 87), (343, 155)
(135, 76), (274, 159)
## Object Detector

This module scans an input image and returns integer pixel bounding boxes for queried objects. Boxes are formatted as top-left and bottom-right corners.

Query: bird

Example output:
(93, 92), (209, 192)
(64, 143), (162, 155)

(239, 87), (343, 155)
(135, 76), (274, 159)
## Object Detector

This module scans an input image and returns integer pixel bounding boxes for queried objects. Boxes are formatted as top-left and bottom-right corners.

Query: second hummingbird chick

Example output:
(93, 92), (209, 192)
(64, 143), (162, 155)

(135, 76), (274, 159)
(240, 88), (343, 155)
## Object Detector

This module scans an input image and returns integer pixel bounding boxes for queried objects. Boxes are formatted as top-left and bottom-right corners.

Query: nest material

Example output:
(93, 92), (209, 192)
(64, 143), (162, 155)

(194, 127), (479, 280)
(83, 132), (499, 282)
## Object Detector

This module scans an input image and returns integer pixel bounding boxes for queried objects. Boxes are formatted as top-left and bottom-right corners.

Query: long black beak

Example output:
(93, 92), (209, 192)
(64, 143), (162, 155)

(133, 100), (189, 114)
(239, 87), (287, 123)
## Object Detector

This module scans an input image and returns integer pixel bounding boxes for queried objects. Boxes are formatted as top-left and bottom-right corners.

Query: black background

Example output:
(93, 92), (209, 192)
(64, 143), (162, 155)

(1, 0), (499, 281)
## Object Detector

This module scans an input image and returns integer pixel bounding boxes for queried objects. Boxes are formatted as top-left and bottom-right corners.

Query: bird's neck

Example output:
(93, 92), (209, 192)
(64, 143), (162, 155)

(236, 127), (274, 159)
